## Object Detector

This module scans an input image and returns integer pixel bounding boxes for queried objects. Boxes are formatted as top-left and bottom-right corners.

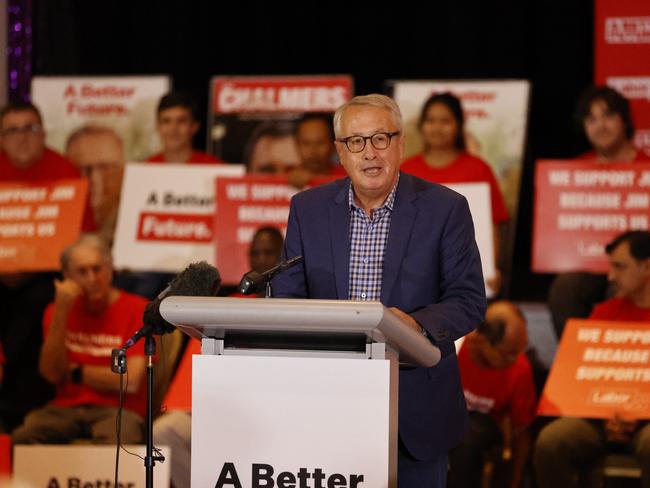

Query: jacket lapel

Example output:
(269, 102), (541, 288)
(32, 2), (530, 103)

(329, 179), (351, 299)
(381, 174), (418, 304)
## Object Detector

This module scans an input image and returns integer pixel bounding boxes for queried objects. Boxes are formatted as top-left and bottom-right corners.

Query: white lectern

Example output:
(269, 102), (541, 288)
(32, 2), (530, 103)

(160, 297), (440, 488)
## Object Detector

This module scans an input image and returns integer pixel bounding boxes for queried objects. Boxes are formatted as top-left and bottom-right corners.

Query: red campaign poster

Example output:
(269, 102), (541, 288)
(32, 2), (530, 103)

(214, 175), (338, 285)
(595, 0), (650, 156)
(532, 160), (650, 273)
(207, 75), (353, 168)
(0, 179), (88, 272)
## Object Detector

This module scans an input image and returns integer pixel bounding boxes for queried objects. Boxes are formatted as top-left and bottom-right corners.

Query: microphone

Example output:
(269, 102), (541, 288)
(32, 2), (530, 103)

(122, 261), (221, 349)
(238, 255), (303, 295)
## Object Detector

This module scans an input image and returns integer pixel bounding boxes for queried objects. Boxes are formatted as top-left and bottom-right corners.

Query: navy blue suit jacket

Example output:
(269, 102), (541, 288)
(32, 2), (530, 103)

(272, 172), (486, 459)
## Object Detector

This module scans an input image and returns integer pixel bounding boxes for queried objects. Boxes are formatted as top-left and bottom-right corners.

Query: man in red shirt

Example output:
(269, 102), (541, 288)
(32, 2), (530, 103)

(0, 102), (80, 181)
(536, 230), (650, 487)
(11, 234), (148, 444)
(449, 301), (536, 488)
(286, 113), (347, 188)
(146, 92), (222, 164)
(66, 125), (125, 245)
(549, 86), (649, 340)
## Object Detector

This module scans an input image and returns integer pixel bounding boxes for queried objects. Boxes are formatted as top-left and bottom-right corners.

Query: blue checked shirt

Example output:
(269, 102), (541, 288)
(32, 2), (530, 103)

(348, 179), (398, 301)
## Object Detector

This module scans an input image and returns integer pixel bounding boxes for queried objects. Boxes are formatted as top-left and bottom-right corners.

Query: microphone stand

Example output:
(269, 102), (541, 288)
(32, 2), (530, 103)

(144, 332), (163, 488)
(112, 334), (163, 488)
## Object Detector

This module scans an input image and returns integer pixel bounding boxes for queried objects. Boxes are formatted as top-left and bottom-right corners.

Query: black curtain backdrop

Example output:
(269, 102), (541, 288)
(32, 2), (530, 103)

(32, 0), (596, 301)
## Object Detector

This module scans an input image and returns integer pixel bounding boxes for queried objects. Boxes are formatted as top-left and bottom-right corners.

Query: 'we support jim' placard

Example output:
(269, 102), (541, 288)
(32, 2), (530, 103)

(533, 161), (650, 273)
(538, 319), (650, 419)
(0, 179), (88, 272)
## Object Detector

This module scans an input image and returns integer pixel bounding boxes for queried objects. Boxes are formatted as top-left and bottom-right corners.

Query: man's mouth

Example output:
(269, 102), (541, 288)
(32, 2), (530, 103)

(361, 166), (382, 176)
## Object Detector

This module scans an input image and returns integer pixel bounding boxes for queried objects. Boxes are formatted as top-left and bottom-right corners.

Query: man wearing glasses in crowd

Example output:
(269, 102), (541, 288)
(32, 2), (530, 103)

(0, 102), (79, 181)
(272, 94), (486, 487)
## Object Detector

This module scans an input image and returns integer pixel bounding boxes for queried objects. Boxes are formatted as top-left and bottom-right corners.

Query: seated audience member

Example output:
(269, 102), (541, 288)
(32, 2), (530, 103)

(66, 125), (125, 245)
(548, 86), (649, 340)
(147, 92), (221, 164)
(153, 226), (284, 488)
(12, 235), (148, 444)
(401, 92), (509, 294)
(535, 230), (650, 487)
(286, 113), (346, 188)
(245, 120), (300, 174)
(448, 301), (536, 488)
(0, 101), (80, 181)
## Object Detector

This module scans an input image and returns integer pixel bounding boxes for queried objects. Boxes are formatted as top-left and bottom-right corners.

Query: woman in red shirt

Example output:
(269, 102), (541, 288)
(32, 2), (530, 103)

(402, 92), (509, 294)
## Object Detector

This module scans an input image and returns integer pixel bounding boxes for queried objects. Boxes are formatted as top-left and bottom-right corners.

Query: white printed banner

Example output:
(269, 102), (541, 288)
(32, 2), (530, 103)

(193, 355), (392, 487)
(13, 445), (170, 488)
(31, 76), (171, 162)
(112, 163), (245, 272)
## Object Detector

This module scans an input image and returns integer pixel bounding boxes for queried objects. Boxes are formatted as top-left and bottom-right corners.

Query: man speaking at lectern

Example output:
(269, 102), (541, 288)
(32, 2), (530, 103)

(272, 94), (486, 487)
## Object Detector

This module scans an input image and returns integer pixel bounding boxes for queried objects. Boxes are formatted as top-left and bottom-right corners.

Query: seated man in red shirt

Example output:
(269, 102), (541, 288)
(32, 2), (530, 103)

(11, 234), (148, 444)
(147, 92), (222, 164)
(448, 300), (536, 488)
(536, 230), (650, 487)
(549, 86), (649, 340)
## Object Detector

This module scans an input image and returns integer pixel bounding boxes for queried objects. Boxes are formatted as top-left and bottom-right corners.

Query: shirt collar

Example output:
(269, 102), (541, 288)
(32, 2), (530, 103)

(348, 174), (399, 212)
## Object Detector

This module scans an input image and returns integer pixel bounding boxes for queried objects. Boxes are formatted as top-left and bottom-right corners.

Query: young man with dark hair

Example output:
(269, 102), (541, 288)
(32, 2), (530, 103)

(548, 86), (649, 339)
(147, 92), (222, 164)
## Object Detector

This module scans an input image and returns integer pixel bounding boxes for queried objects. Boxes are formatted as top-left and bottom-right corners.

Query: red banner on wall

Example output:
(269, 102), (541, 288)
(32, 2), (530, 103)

(0, 179), (88, 272)
(532, 160), (650, 273)
(538, 319), (650, 419)
(595, 0), (650, 156)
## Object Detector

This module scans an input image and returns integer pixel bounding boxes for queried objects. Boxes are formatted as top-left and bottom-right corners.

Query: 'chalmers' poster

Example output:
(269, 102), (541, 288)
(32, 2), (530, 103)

(208, 75), (353, 170)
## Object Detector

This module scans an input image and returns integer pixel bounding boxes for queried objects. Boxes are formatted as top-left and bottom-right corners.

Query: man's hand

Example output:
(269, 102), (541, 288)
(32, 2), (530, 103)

(53, 278), (83, 308)
(605, 414), (638, 443)
(389, 307), (424, 334)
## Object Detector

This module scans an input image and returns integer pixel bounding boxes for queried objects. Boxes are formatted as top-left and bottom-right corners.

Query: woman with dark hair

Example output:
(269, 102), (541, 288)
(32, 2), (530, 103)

(401, 92), (508, 293)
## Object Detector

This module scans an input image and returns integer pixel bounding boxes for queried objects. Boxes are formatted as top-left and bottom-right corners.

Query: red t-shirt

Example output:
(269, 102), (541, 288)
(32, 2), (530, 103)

(578, 150), (649, 162)
(0, 148), (80, 181)
(401, 153), (509, 224)
(457, 343), (537, 428)
(589, 297), (650, 322)
(146, 151), (223, 164)
(43, 291), (148, 417)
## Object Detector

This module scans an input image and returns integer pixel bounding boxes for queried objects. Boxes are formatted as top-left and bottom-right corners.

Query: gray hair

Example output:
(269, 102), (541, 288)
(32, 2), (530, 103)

(60, 233), (113, 272)
(333, 94), (403, 138)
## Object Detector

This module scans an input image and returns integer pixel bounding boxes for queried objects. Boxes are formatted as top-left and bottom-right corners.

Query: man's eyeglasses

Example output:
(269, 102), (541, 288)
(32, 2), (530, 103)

(1, 124), (43, 137)
(336, 131), (400, 153)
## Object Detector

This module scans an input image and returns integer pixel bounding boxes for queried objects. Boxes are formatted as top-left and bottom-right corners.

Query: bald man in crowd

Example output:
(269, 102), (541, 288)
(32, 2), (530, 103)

(448, 301), (537, 488)
(66, 125), (125, 244)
